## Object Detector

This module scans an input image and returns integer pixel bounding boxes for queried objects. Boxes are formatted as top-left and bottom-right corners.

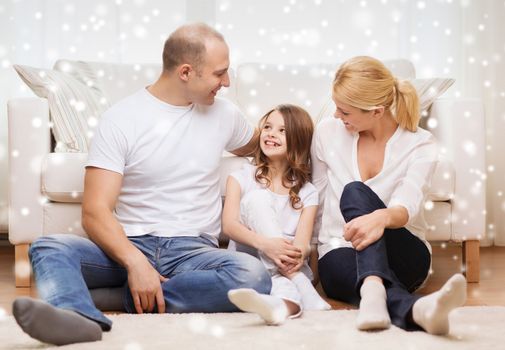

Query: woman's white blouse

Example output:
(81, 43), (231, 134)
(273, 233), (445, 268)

(311, 117), (438, 259)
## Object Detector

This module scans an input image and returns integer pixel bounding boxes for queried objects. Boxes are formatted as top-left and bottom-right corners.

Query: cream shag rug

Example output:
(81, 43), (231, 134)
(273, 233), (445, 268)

(0, 307), (504, 350)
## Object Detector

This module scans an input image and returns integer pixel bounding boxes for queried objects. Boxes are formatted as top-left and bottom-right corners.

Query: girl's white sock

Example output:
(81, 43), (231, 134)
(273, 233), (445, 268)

(291, 273), (331, 311)
(228, 288), (289, 325)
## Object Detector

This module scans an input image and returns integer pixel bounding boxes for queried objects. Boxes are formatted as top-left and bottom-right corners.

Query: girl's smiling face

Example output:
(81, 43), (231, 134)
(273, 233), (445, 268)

(260, 110), (287, 160)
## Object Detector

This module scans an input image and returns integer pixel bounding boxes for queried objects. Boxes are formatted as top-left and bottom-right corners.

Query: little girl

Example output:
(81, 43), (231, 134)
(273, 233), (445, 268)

(222, 104), (331, 325)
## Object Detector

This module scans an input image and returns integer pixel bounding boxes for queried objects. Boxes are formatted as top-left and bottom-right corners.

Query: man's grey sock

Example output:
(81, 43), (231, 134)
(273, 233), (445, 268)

(13, 297), (102, 346)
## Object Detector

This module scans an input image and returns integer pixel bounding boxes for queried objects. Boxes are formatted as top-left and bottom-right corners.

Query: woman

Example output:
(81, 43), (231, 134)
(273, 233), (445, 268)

(312, 56), (466, 334)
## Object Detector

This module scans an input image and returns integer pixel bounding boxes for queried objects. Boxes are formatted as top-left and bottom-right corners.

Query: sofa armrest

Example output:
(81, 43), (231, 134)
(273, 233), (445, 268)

(429, 98), (486, 242)
(8, 97), (51, 245)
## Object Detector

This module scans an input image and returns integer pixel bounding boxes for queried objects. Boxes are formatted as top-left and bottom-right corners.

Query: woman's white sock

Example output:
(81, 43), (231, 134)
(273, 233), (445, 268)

(412, 273), (466, 335)
(356, 280), (391, 330)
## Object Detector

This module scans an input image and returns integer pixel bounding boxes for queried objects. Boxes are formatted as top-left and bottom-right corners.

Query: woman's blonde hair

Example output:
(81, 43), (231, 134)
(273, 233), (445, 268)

(332, 56), (420, 132)
(253, 104), (314, 210)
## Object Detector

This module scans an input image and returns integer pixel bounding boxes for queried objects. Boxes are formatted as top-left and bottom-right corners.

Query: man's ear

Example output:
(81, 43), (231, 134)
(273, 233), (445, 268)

(178, 64), (192, 82)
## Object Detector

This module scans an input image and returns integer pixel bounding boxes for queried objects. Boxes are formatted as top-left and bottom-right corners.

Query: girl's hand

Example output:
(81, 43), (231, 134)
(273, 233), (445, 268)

(280, 242), (308, 276)
(343, 210), (388, 251)
(259, 237), (302, 270)
(279, 258), (304, 277)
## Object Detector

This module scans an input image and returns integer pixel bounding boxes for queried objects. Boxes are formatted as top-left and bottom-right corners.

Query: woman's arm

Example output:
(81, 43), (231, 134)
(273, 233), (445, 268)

(310, 130), (328, 240)
(222, 176), (301, 269)
(344, 138), (438, 251)
(343, 206), (408, 251)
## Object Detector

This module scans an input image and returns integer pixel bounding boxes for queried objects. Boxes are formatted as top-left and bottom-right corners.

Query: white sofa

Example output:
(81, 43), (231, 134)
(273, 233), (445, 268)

(7, 59), (485, 287)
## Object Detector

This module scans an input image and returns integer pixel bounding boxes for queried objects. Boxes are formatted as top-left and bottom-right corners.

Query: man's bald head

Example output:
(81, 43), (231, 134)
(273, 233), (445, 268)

(162, 23), (225, 73)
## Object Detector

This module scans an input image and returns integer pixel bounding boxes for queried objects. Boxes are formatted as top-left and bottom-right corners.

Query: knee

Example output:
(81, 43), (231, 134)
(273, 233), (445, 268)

(29, 234), (79, 262)
(341, 181), (370, 204)
(233, 254), (272, 294)
(340, 182), (384, 221)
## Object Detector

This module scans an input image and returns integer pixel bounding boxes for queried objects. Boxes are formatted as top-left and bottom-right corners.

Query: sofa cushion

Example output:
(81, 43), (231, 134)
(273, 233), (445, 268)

(235, 63), (336, 126)
(234, 60), (416, 126)
(427, 159), (455, 201)
(424, 201), (452, 241)
(42, 153), (87, 203)
(43, 202), (87, 237)
(54, 60), (238, 106)
(13, 64), (110, 152)
(219, 156), (251, 196)
(54, 60), (161, 105)
(318, 77), (455, 129)
(42, 149), (454, 204)
(42, 153), (250, 203)
(411, 78), (455, 114)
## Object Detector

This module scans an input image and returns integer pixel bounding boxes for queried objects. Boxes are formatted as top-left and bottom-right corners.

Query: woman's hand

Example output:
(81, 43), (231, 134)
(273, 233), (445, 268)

(343, 209), (388, 251)
(258, 237), (302, 270)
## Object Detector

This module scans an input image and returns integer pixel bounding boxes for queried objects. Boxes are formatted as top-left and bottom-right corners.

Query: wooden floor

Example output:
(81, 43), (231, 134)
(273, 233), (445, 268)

(0, 241), (504, 314)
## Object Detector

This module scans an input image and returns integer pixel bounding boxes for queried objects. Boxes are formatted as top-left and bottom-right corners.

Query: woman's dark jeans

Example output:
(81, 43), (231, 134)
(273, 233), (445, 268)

(319, 181), (431, 330)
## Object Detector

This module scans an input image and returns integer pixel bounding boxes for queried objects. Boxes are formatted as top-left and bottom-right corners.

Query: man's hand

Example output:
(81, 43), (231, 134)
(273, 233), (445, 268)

(343, 210), (388, 251)
(126, 255), (168, 314)
(258, 237), (302, 270)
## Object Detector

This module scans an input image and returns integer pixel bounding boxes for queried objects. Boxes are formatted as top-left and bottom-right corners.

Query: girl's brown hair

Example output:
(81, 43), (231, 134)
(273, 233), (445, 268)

(253, 104), (314, 210)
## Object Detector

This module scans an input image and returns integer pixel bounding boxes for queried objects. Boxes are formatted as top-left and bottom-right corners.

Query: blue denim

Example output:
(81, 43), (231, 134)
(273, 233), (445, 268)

(29, 234), (271, 330)
(318, 181), (431, 331)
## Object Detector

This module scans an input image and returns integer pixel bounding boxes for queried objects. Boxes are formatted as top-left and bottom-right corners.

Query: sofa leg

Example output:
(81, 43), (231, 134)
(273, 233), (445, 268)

(462, 240), (480, 283)
(15, 244), (31, 288)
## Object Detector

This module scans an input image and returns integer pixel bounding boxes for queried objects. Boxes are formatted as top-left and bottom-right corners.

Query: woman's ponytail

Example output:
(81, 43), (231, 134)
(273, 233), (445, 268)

(394, 79), (420, 132)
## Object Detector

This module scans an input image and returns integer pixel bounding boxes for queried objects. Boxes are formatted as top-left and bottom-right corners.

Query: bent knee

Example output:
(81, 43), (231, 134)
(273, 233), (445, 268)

(341, 181), (369, 202)
(340, 181), (385, 215)
(29, 234), (83, 260)
(233, 253), (272, 294)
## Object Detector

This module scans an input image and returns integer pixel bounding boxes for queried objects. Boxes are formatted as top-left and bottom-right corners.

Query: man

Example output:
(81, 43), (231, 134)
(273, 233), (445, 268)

(13, 23), (271, 346)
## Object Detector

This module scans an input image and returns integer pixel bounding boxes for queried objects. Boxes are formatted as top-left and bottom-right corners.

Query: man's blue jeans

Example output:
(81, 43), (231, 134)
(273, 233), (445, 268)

(318, 181), (431, 330)
(29, 234), (272, 330)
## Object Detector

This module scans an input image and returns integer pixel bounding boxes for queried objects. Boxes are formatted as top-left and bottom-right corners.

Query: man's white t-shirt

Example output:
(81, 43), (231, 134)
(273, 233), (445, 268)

(86, 88), (254, 245)
(312, 117), (438, 259)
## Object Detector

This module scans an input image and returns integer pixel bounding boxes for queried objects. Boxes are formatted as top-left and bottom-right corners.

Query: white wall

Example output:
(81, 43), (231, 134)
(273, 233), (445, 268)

(1, 0), (504, 244)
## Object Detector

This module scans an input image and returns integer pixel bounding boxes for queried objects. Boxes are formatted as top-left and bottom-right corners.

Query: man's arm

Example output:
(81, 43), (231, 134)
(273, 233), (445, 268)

(229, 128), (259, 157)
(81, 167), (166, 314)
